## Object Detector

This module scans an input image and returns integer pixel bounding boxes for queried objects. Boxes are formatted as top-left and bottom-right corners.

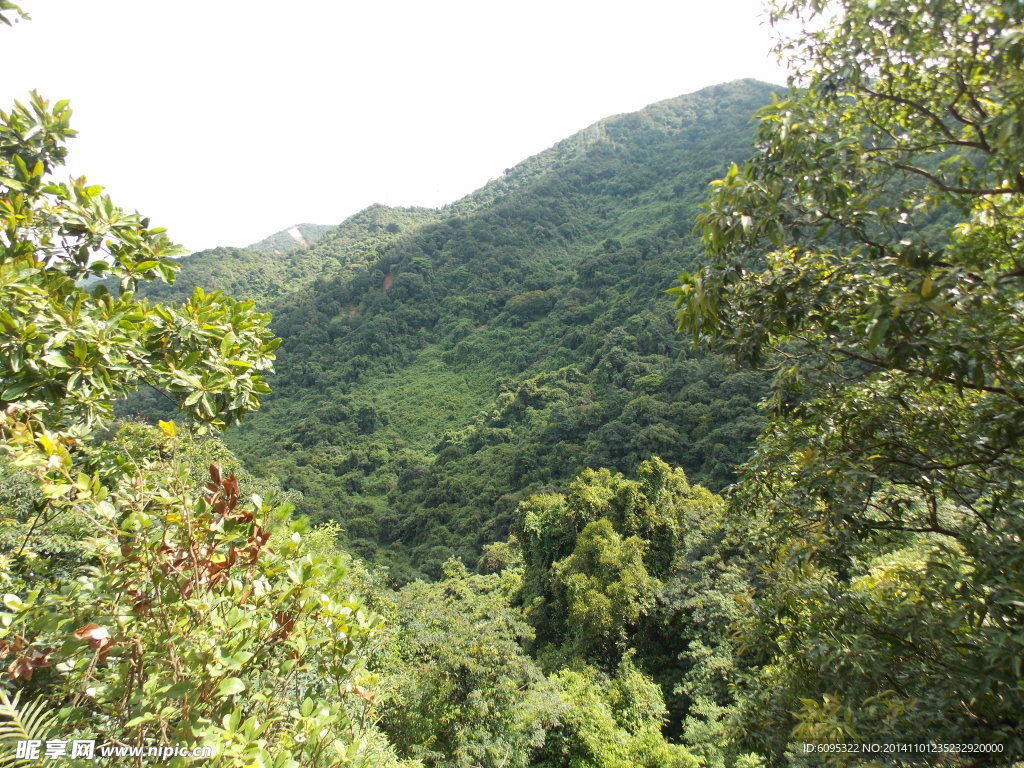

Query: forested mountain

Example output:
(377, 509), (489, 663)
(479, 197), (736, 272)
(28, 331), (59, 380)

(144, 79), (775, 579)
(135, 205), (443, 306)
(6, 0), (1024, 762)
(246, 223), (332, 255)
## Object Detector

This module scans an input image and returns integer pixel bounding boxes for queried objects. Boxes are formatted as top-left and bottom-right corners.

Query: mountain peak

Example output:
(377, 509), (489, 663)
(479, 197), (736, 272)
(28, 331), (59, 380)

(246, 223), (333, 255)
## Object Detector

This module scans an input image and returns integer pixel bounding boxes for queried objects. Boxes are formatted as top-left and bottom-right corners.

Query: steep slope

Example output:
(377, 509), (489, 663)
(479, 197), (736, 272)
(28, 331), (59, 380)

(129, 80), (778, 579)
(212, 79), (778, 580)
(139, 204), (443, 305)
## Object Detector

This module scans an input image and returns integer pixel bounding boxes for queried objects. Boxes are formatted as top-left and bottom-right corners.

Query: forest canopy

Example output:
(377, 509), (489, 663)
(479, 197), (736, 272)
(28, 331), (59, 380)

(2, 0), (1023, 764)
(673, 0), (1024, 754)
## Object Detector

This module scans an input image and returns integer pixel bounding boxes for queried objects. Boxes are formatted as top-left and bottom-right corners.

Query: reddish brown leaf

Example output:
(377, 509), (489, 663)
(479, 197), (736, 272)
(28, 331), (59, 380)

(250, 527), (270, 548)
(207, 562), (230, 581)
(73, 624), (115, 656)
(73, 623), (107, 642)
(353, 685), (375, 703)
(8, 656), (34, 681)
(96, 637), (116, 662)
(209, 464), (222, 485)
(7, 648), (51, 681)
(224, 474), (239, 508)
(273, 611), (295, 640)
(229, 509), (254, 524)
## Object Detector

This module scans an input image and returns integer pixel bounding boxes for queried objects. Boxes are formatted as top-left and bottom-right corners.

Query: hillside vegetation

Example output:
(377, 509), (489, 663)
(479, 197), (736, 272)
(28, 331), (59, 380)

(5, 0), (1023, 763)
(143, 80), (774, 579)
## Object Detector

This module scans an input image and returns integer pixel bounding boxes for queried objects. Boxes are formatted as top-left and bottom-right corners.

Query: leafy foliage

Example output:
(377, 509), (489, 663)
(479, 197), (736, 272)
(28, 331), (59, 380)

(0, 2), (25, 27)
(377, 562), (555, 768)
(511, 460), (750, 764)
(519, 459), (722, 662)
(0, 85), (411, 766)
(186, 82), (777, 578)
(0, 689), (57, 766)
(673, 0), (1024, 758)
(0, 93), (279, 432)
(2, 420), (400, 766)
(535, 662), (697, 768)
(376, 548), (700, 768)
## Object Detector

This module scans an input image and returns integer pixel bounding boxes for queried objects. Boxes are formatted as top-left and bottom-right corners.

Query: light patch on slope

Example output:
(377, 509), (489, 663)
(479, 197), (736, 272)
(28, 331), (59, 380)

(287, 226), (308, 247)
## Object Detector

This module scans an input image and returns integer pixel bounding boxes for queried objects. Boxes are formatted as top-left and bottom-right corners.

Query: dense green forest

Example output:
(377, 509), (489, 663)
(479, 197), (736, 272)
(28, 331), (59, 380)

(129, 80), (773, 580)
(2, 0), (1024, 765)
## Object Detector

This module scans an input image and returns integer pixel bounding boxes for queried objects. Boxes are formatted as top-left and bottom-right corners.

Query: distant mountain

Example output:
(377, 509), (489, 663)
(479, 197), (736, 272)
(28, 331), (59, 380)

(138, 79), (780, 580)
(246, 223), (333, 255)
(139, 205), (443, 305)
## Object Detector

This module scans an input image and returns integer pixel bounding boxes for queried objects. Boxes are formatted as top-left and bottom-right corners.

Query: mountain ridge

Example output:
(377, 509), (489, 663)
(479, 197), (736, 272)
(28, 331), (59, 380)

(135, 79), (779, 579)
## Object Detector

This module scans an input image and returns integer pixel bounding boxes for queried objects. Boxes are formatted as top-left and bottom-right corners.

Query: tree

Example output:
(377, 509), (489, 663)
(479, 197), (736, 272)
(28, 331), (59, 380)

(377, 561), (556, 768)
(0, 93), (280, 432)
(672, 0), (1024, 755)
(0, 88), (411, 765)
(535, 661), (698, 768)
(549, 519), (660, 664)
(518, 460), (725, 668)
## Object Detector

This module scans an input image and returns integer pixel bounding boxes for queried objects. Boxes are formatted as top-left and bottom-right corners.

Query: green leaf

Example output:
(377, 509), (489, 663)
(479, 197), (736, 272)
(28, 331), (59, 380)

(1, 381), (34, 400)
(216, 677), (246, 698)
(164, 681), (193, 699)
(866, 317), (889, 351)
(41, 351), (72, 368)
(2, 594), (24, 612)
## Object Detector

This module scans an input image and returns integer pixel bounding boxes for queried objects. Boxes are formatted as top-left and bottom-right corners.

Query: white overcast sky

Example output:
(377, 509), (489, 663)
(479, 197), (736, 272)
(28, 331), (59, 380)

(1, 0), (788, 253)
